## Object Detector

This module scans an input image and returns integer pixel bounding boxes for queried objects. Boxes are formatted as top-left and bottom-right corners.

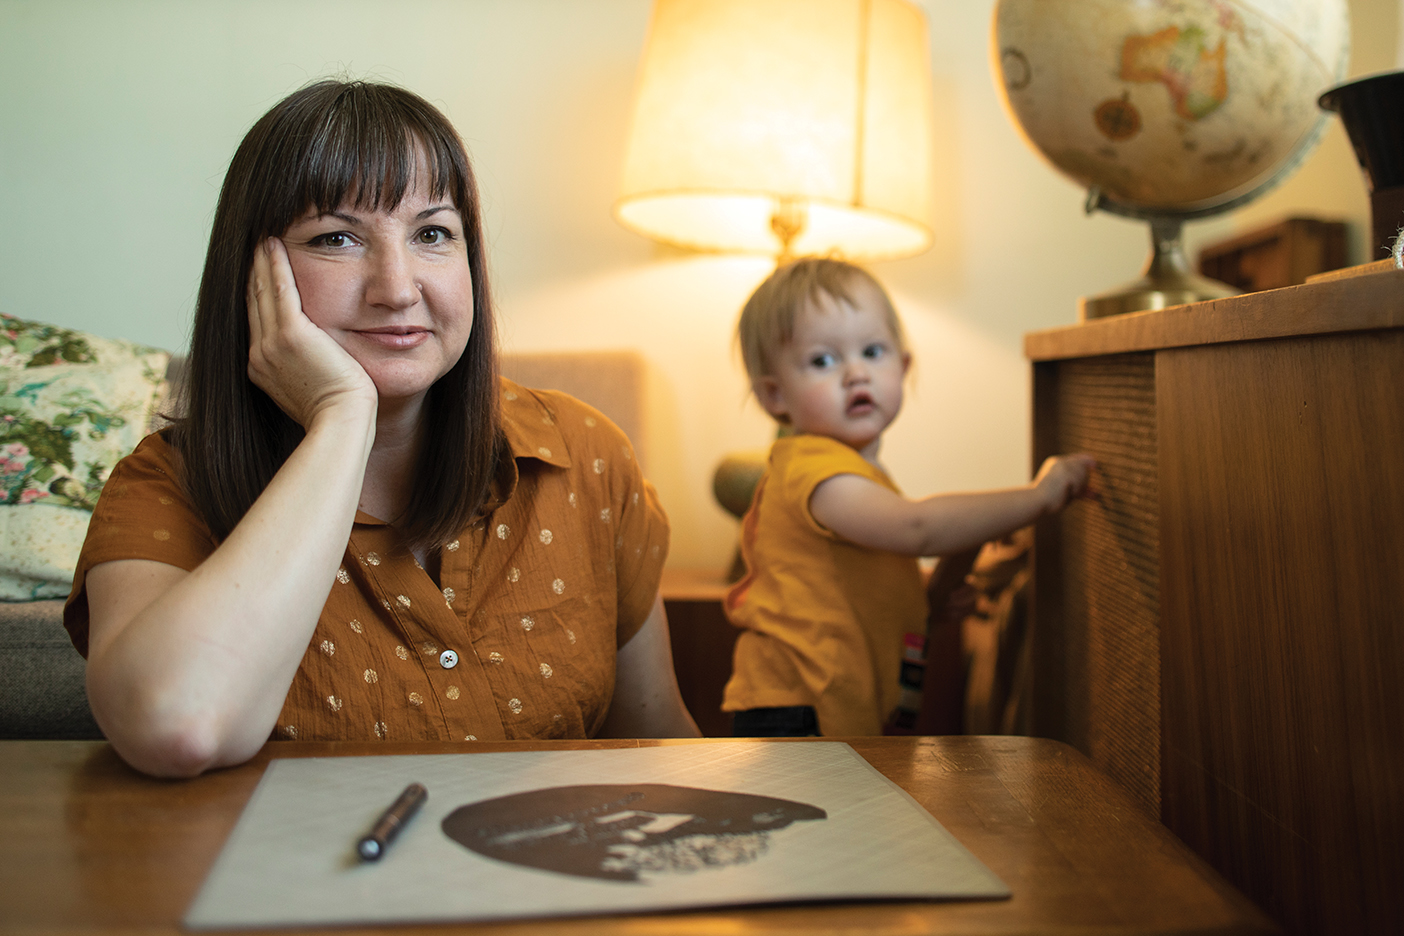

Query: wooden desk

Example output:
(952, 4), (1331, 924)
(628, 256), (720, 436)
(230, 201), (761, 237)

(661, 567), (737, 737)
(0, 737), (1271, 935)
(1025, 266), (1404, 935)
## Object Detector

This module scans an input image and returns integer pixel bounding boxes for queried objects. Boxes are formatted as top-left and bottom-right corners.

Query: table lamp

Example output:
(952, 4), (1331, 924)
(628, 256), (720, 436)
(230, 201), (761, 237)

(616, 0), (937, 578)
(615, 0), (936, 262)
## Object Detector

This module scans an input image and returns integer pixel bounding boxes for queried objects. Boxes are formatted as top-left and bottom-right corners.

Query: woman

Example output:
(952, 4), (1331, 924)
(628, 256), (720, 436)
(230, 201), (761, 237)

(64, 80), (699, 778)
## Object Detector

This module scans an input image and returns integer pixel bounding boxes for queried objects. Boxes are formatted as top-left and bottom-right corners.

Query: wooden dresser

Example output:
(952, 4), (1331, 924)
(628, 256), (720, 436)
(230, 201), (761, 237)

(1025, 266), (1404, 936)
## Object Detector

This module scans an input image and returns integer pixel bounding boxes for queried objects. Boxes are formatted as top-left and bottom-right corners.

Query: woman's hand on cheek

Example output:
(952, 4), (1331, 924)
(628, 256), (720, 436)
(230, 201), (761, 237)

(246, 238), (378, 428)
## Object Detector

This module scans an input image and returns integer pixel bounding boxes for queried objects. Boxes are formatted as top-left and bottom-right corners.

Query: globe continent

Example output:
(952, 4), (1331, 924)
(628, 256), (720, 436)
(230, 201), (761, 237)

(994, 0), (1349, 211)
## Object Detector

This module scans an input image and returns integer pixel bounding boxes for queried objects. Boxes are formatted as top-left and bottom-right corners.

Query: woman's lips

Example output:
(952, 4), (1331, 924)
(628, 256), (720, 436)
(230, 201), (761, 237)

(355, 328), (429, 350)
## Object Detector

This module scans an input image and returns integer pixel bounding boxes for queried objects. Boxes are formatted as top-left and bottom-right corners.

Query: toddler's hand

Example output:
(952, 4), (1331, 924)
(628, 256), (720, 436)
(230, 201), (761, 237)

(1033, 453), (1096, 514)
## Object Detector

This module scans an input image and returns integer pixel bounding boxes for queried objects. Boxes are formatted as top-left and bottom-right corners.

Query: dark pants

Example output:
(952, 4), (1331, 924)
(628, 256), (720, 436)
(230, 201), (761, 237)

(732, 705), (821, 738)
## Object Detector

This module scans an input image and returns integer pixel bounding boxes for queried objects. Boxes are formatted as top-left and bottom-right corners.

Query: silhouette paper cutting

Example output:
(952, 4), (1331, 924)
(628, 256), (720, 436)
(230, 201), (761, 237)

(441, 783), (826, 882)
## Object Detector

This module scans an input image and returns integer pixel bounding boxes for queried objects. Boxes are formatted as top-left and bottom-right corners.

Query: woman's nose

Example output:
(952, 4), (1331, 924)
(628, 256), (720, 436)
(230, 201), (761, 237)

(364, 244), (420, 310)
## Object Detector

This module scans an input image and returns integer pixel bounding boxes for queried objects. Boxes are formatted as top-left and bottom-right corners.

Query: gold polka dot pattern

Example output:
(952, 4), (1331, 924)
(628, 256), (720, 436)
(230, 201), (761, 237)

(68, 382), (669, 745)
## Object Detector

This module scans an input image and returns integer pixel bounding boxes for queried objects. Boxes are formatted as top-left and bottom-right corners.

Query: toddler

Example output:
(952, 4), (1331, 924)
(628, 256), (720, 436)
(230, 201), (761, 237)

(723, 258), (1094, 737)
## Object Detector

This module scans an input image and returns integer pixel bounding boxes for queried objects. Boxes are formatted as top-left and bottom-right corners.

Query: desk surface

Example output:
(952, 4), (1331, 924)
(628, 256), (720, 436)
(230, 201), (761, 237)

(0, 736), (1274, 935)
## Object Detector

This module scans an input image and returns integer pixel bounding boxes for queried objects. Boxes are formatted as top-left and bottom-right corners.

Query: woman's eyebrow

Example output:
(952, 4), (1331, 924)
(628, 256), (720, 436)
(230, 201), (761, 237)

(311, 210), (361, 225)
(416, 204), (458, 220)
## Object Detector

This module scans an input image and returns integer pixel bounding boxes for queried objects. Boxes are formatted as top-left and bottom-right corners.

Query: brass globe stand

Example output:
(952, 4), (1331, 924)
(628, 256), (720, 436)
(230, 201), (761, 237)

(1079, 215), (1238, 321)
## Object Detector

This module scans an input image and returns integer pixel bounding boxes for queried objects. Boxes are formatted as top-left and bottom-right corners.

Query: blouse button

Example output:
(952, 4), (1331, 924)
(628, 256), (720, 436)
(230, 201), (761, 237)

(439, 649), (460, 669)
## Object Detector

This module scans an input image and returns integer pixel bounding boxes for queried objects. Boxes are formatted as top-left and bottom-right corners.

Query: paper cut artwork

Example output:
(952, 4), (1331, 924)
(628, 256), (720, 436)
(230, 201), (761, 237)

(442, 783), (826, 882)
(184, 742), (1009, 929)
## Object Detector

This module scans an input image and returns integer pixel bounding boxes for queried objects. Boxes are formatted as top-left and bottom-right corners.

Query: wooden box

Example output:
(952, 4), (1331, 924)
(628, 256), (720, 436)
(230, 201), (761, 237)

(1197, 217), (1347, 293)
(1025, 269), (1404, 936)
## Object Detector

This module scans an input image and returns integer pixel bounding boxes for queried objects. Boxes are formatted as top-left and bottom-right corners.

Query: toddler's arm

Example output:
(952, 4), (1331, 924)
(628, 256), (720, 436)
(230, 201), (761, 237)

(809, 454), (1095, 556)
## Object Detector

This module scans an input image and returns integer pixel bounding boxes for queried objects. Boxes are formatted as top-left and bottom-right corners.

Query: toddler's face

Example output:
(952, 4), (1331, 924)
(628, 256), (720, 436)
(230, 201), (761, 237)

(756, 281), (909, 461)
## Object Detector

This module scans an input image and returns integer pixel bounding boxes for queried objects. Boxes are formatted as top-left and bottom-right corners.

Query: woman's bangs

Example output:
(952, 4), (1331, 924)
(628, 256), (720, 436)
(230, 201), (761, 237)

(296, 94), (463, 217)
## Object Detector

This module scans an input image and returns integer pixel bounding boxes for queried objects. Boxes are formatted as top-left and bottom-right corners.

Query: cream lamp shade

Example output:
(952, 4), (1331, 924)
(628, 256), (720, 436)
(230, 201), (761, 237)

(615, 0), (936, 261)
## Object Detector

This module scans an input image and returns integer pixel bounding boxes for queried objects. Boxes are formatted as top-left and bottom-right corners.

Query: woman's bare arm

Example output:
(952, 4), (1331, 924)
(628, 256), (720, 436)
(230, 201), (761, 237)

(599, 593), (702, 739)
(84, 239), (378, 778)
(809, 453), (1096, 557)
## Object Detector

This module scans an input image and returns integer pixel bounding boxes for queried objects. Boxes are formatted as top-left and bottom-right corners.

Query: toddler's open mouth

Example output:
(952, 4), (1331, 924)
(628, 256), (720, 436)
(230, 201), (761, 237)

(846, 391), (875, 416)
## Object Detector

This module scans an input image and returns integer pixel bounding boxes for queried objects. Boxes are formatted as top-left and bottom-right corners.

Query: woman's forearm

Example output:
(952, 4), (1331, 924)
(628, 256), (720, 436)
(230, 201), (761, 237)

(85, 401), (376, 777)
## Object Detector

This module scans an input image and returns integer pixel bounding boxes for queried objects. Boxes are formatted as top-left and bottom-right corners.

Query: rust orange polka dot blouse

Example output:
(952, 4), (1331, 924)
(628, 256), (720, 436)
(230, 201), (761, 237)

(63, 379), (669, 743)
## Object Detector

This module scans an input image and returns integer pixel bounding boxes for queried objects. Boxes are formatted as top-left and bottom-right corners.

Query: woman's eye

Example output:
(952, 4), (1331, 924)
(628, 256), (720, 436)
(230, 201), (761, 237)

(417, 226), (454, 245)
(311, 232), (353, 248)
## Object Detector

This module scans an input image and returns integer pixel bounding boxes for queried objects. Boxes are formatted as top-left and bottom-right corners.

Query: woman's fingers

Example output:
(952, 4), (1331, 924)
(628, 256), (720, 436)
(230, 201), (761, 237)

(245, 237), (376, 428)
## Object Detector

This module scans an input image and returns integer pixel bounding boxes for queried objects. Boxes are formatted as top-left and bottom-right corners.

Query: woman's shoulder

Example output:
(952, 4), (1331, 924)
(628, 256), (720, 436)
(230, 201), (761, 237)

(498, 377), (633, 461)
(106, 430), (183, 486)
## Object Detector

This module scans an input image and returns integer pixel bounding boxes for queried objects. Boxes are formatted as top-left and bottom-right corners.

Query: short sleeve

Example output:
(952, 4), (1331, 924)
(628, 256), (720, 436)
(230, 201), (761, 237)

(523, 388), (669, 648)
(774, 435), (893, 541)
(62, 433), (218, 656)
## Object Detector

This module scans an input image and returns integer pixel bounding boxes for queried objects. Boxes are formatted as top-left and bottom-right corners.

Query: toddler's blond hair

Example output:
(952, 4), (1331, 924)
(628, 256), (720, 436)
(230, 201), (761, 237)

(737, 258), (906, 389)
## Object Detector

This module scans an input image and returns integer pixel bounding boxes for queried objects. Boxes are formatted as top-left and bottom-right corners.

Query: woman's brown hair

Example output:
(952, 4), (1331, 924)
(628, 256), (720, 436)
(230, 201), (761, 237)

(172, 79), (503, 552)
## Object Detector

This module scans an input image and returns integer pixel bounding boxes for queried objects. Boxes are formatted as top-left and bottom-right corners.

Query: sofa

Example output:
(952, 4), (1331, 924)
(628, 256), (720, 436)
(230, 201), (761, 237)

(0, 314), (648, 741)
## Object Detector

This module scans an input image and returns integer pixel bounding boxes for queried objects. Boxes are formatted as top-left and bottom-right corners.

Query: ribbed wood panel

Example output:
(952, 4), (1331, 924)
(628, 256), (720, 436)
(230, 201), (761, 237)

(1045, 354), (1161, 815)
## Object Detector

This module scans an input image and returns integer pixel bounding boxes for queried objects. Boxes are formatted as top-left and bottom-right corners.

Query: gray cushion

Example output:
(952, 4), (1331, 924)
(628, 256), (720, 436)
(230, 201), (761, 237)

(0, 599), (102, 739)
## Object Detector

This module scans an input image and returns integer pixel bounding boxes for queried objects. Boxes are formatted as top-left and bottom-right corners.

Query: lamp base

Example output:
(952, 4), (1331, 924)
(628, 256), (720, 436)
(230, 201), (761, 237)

(1079, 217), (1238, 321)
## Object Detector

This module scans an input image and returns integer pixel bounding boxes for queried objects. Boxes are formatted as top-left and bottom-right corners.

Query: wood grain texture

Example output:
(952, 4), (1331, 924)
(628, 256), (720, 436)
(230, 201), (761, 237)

(0, 737), (1274, 936)
(1030, 354), (1161, 816)
(1197, 218), (1347, 293)
(660, 569), (737, 738)
(1157, 330), (1404, 936)
(662, 597), (737, 738)
(1024, 267), (1404, 362)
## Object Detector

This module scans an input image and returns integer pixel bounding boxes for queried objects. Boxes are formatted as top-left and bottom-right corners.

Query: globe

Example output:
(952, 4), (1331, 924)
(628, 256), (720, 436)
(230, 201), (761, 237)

(993, 0), (1350, 318)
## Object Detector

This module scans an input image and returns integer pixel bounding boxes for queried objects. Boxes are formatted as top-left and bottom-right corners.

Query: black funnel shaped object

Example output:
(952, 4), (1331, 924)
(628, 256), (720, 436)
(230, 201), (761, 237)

(1320, 71), (1404, 190)
(1320, 71), (1404, 254)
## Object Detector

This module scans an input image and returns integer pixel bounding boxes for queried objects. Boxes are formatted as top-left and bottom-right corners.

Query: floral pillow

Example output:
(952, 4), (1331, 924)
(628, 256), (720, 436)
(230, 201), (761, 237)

(0, 313), (170, 600)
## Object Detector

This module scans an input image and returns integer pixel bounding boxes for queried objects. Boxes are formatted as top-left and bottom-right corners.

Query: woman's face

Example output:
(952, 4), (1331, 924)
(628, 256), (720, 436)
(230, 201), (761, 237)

(279, 173), (474, 407)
